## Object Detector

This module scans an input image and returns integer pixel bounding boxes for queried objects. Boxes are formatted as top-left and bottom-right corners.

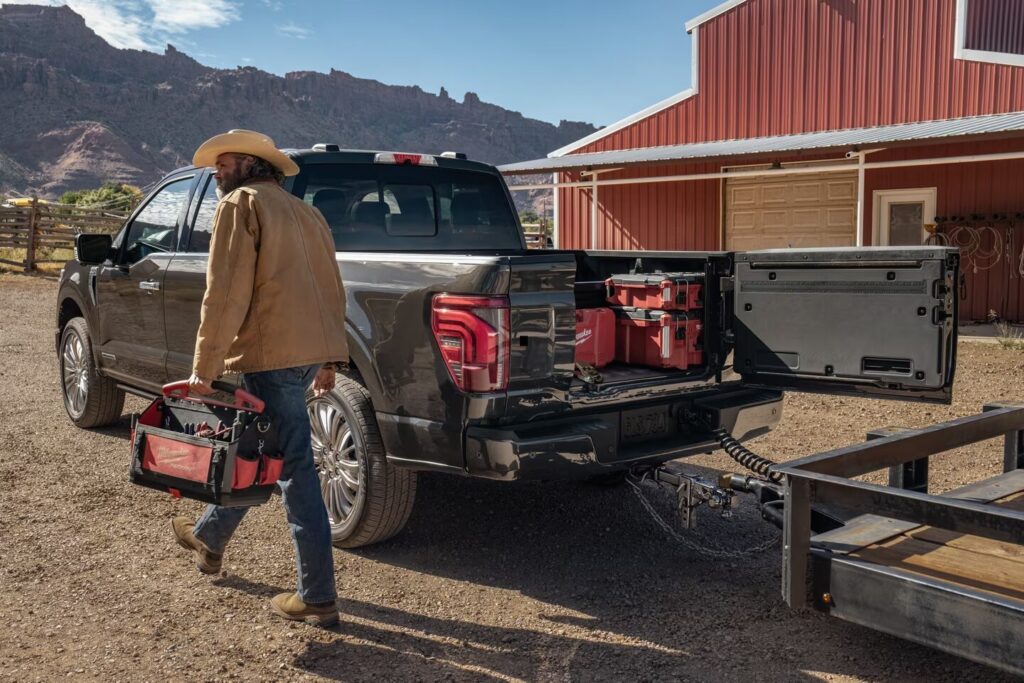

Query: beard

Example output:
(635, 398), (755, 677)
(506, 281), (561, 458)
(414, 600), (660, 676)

(216, 166), (246, 195)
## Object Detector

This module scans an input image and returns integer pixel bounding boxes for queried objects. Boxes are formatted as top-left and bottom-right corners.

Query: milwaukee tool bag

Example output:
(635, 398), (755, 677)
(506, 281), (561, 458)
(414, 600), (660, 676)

(129, 381), (284, 507)
(575, 307), (616, 368)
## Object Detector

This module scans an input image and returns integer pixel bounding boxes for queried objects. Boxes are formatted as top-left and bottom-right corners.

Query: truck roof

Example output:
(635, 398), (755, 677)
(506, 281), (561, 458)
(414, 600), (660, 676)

(174, 148), (501, 176)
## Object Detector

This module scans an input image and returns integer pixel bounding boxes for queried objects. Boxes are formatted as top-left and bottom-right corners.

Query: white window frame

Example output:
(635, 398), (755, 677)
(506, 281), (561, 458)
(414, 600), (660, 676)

(954, 0), (1024, 68)
(872, 188), (937, 247)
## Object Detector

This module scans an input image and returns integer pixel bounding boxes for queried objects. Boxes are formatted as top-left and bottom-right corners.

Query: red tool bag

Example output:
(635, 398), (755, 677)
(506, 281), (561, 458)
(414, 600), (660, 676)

(575, 307), (616, 368)
(129, 381), (284, 507)
(615, 308), (704, 370)
(605, 273), (703, 311)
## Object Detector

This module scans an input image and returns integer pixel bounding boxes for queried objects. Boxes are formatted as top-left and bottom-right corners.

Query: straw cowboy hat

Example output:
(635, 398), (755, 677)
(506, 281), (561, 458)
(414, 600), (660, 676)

(192, 129), (300, 176)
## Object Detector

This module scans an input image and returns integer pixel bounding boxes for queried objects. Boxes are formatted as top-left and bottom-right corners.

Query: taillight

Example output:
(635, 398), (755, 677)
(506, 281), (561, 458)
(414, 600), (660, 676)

(431, 294), (510, 393)
(374, 152), (438, 166)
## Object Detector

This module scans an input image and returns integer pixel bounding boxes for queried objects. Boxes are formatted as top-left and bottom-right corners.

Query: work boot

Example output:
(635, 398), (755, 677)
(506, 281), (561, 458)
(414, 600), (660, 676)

(170, 516), (223, 575)
(269, 592), (339, 627)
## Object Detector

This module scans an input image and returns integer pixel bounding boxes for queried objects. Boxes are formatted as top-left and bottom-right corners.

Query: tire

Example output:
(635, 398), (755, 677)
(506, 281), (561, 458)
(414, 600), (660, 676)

(307, 374), (417, 548)
(58, 317), (125, 428)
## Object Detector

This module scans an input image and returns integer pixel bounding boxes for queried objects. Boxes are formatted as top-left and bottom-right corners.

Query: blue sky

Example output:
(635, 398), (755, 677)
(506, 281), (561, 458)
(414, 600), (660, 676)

(5, 0), (724, 127)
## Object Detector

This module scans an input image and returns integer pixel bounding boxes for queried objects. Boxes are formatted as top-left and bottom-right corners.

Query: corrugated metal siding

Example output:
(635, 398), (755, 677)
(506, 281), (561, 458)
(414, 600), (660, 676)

(577, 0), (1024, 154)
(864, 139), (1024, 321)
(556, 163), (721, 252)
(966, 0), (1024, 55)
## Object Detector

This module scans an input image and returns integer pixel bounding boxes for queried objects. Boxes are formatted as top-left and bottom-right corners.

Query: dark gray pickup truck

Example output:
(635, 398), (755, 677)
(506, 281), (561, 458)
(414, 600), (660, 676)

(56, 147), (959, 547)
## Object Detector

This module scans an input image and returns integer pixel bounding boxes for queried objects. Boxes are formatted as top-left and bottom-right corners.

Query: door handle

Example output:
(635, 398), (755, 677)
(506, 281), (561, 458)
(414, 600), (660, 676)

(139, 280), (161, 292)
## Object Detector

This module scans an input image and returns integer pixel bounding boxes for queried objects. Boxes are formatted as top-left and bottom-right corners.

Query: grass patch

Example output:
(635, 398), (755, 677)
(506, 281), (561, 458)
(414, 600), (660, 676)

(995, 321), (1024, 351)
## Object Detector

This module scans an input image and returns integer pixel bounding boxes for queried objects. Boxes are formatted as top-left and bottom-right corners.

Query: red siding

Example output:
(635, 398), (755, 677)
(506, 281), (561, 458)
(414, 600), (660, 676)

(577, 0), (1024, 153)
(865, 139), (1024, 321)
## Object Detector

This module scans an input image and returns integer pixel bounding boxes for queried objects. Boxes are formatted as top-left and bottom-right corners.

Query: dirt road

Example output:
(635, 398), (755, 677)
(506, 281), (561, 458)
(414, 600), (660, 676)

(1, 272), (1020, 682)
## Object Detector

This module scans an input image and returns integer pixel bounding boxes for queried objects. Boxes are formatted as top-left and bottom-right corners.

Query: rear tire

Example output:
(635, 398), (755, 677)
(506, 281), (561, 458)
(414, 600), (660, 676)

(307, 374), (417, 548)
(59, 317), (125, 428)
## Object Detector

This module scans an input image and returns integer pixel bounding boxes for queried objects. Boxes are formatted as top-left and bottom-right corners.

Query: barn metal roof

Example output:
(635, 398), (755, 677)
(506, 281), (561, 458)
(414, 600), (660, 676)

(498, 110), (1024, 174)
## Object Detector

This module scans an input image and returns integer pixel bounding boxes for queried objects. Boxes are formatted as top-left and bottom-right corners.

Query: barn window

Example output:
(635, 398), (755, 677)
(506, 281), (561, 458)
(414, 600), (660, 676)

(955, 0), (1024, 67)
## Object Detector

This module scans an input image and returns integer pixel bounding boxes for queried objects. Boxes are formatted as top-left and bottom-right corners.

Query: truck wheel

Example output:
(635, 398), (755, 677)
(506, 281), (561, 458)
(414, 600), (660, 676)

(58, 317), (125, 428)
(307, 374), (417, 548)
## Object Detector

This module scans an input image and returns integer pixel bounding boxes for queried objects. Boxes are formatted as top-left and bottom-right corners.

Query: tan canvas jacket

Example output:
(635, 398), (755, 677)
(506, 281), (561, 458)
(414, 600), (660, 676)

(192, 180), (348, 379)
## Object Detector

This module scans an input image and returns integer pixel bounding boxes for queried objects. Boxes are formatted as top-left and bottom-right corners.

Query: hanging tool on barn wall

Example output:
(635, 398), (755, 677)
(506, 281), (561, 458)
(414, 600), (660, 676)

(928, 213), (1024, 318)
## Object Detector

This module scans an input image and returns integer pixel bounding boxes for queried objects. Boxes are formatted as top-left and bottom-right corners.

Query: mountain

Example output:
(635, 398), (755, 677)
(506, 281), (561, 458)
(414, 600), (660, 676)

(0, 4), (595, 201)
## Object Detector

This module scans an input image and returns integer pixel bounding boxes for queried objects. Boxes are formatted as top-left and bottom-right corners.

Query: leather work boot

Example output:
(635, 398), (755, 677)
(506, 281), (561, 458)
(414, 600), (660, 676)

(170, 516), (223, 575)
(269, 592), (339, 627)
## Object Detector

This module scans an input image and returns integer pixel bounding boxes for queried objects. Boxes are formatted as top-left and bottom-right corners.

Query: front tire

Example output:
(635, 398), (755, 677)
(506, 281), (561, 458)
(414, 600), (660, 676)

(307, 374), (417, 548)
(59, 317), (125, 428)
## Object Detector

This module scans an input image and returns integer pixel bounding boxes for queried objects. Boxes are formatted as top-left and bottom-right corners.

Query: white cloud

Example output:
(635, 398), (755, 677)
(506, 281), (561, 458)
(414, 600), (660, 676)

(148, 0), (237, 33)
(278, 22), (310, 39)
(1, 0), (239, 51)
(261, 0), (283, 10)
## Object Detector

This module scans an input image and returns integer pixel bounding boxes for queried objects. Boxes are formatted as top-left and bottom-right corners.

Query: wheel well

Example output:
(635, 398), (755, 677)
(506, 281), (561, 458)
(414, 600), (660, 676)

(58, 298), (83, 332)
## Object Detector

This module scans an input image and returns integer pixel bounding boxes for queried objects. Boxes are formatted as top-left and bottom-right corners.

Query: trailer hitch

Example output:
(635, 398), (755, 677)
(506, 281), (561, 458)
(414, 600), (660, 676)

(649, 466), (737, 529)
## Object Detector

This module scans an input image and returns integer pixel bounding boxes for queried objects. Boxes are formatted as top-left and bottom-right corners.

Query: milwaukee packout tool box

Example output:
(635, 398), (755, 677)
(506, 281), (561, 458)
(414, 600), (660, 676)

(605, 272), (703, 312)
(575, 307), (616, 368)
(129, 381), (284, 507)
(614, 308), (703, 370)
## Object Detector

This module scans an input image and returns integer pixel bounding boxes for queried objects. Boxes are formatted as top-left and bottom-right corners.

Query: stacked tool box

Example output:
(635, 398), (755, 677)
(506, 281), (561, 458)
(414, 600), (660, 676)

(574, 272), (704, 371)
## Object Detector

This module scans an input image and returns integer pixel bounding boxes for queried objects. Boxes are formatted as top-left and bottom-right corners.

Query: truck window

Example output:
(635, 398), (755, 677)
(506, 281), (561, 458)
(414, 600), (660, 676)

(295, 164), (522, 252)
(187, 177), (218, 253)
(120, 176), (194, 264)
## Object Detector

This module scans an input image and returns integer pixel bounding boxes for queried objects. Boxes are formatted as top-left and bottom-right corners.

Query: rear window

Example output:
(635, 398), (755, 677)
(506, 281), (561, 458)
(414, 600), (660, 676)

(291, 164), (523, 252)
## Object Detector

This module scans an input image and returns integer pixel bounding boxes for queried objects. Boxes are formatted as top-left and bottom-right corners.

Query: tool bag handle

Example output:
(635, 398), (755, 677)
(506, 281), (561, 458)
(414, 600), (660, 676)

(161, 380), (265, 413)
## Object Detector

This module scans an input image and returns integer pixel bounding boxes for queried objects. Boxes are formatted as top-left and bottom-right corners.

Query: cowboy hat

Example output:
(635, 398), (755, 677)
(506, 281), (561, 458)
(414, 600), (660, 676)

(192, 129), (300, 177)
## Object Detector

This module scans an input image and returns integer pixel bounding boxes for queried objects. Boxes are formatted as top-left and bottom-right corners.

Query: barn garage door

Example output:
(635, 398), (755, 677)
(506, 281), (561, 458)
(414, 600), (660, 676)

(725, 171), (857, 250)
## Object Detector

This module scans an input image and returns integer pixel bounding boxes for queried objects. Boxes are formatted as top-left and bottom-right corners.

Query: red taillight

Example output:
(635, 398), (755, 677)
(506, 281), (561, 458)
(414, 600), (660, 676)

(431, 294), (510, 393)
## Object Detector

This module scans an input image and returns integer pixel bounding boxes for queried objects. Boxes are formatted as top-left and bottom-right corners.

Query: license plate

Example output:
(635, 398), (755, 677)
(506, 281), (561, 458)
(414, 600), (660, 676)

(621, 406), (672, 442)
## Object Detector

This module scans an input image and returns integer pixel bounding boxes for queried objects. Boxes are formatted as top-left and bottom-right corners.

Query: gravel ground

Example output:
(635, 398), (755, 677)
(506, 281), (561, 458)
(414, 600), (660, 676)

(1, 271), (1021, 683)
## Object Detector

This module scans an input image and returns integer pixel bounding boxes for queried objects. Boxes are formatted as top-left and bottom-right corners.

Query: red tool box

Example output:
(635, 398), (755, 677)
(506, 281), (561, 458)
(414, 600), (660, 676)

(129, 381), (284, 507)
(575, 307), (616, 367)
(605, 273), (703, 311)
(615, 308), (703, 370)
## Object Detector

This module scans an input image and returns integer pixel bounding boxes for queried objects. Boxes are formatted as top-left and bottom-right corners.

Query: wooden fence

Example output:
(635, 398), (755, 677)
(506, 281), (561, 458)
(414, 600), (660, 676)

(0, 199), (126, 271)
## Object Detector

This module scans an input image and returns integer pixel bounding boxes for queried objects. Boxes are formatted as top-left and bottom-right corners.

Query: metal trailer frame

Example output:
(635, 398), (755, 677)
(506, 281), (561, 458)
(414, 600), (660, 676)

(775, 402), (1024, 675)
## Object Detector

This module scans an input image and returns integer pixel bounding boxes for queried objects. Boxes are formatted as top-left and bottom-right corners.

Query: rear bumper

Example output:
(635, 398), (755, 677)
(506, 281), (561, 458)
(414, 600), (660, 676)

(464, 388), (783, 481)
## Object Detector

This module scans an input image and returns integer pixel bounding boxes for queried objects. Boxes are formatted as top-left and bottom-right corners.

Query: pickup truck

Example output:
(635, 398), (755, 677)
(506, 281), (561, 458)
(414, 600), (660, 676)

(56, 146), (960, 548)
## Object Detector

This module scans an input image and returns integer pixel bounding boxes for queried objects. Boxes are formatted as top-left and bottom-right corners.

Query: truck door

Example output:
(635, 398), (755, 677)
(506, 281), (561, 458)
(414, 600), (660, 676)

(163, 173), (217, 383)
(94, 174), (197, 391)
(731, 247), (958, 403)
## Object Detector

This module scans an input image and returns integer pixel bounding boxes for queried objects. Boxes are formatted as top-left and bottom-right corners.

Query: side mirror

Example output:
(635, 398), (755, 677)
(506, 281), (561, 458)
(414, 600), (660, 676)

(75, 233), (113, 265)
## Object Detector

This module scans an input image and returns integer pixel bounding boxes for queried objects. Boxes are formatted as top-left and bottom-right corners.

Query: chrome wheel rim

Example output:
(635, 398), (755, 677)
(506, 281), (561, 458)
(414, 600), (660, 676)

(308, 397), (365, 533)
(61, 330), (88, 417)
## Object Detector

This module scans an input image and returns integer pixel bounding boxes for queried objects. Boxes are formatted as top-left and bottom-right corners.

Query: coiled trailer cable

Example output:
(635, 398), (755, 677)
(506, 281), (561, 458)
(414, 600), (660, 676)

(711, 427), (784, 484)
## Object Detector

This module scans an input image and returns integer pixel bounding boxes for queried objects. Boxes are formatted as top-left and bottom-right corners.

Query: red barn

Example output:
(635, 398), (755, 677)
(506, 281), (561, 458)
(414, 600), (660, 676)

(500, 0), (1024, 322)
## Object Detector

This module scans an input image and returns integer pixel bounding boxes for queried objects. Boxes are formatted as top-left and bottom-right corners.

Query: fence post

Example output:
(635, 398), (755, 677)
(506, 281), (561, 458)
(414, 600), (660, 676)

(25, 195), (38, 272)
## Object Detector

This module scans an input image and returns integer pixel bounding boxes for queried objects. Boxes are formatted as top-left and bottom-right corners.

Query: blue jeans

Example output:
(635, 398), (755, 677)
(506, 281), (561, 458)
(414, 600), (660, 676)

(193, 364), (336, 604)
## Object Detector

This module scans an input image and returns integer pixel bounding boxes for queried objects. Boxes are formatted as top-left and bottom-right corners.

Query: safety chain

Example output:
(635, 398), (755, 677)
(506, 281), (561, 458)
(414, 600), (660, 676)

(626, 473), (781, 559)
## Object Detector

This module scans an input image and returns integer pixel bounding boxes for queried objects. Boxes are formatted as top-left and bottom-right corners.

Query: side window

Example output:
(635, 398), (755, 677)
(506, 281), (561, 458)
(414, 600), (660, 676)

(188, 178), (219, 253)
(121, 176), (193, 264)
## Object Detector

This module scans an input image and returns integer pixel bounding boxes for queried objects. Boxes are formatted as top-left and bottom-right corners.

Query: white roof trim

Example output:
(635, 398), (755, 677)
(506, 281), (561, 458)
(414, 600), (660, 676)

(549, 25), (702, 158)
(548, 87), (697, 158)
(684, 0), (749, 32)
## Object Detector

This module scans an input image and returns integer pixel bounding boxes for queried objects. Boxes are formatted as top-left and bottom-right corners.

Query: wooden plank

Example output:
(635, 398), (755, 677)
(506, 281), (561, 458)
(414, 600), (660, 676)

(851, 536), (1024, 601)
(851, 492), (1024, 601)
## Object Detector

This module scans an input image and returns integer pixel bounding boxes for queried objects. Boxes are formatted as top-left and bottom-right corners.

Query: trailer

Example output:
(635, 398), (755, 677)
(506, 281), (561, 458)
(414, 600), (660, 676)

(774, 402), (1024, 675)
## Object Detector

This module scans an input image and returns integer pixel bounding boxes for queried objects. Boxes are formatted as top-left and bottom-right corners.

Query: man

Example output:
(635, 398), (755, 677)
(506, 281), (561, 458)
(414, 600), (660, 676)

(170, 129), (348, 627)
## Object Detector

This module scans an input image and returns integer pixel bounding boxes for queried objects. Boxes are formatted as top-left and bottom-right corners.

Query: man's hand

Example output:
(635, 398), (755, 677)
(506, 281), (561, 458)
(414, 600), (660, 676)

(313, 365), (336, 397)
(188, 373), (215, 396)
